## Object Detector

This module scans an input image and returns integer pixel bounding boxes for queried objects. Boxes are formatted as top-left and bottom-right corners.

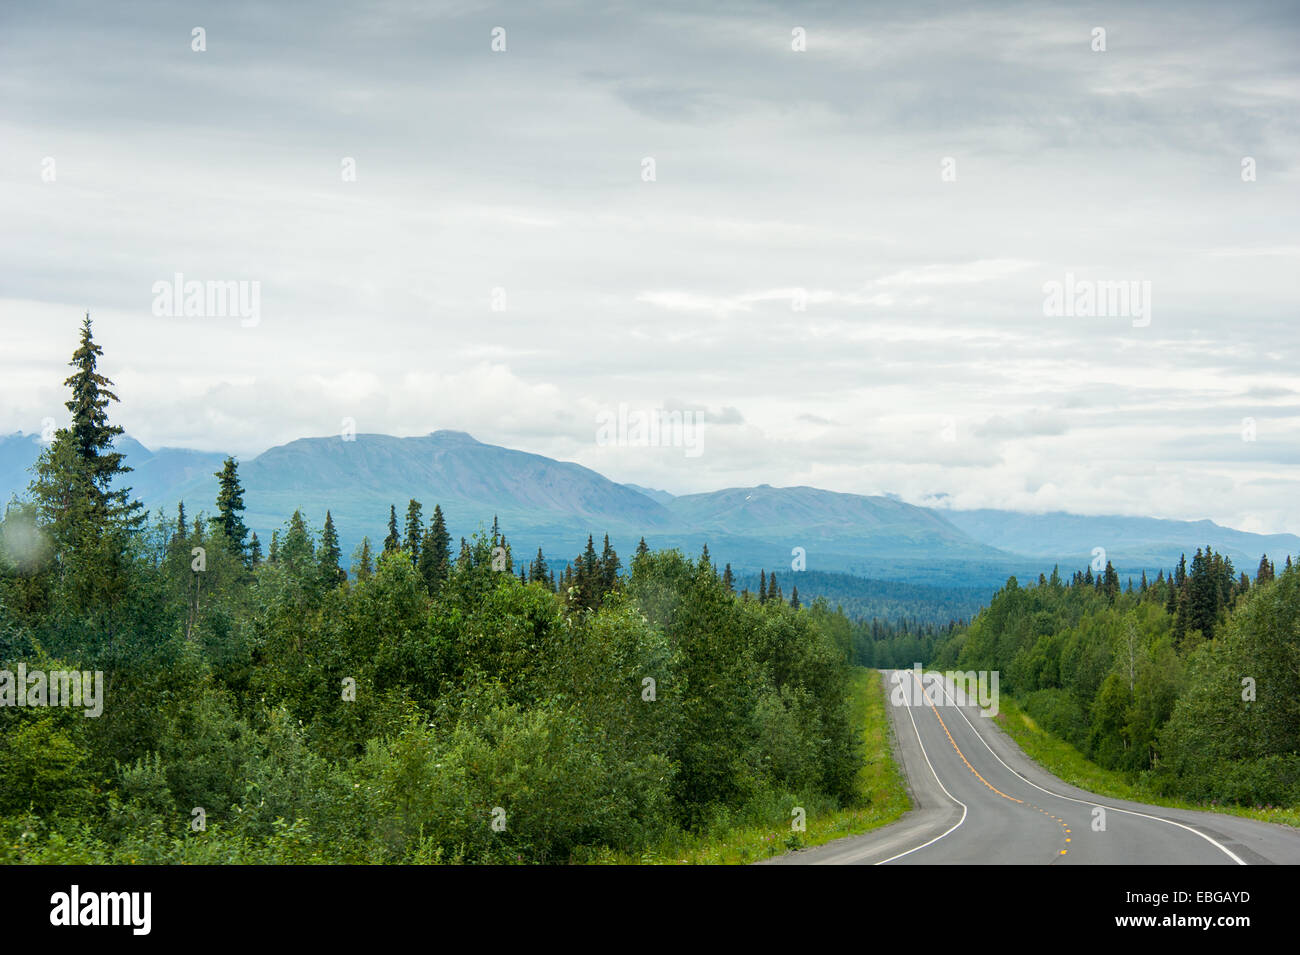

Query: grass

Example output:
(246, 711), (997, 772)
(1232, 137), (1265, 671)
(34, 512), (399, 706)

(600, 667), (912, 864)
(992, 692), (1300, 830)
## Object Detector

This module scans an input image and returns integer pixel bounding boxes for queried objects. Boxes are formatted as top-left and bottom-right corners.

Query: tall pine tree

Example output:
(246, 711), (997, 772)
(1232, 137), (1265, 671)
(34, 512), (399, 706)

(211, 457), (250, 561)
(319, 510), (345, 585)
(404, 499), (423, 565)
(382, 505), (401, 555)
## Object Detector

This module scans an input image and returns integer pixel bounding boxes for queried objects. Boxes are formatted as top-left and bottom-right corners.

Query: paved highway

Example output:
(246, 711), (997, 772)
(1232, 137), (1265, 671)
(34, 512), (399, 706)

(769, 668), (1300, 865)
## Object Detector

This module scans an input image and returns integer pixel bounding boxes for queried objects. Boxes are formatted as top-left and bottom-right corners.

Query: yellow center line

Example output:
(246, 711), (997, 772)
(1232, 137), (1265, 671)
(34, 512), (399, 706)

(908, 670), (1024, 804)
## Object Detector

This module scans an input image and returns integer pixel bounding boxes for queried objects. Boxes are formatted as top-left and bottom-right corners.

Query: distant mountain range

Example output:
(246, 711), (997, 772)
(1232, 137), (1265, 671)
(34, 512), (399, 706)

(2, 429), (1296, 594)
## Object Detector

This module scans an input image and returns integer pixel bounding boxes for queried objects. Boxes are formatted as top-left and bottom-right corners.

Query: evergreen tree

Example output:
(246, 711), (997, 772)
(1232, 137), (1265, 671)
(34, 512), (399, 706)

(600, 534), (620, 594)
(269, 529), (280, 564)
(404, 499), (423, 565)
(636, 537), (649, 558)
(34, 314), (143, 531)
(575, 534), (600, 608)
(211, 456), (250, 560)
(418, 504), (452, 594)
(1103, 560), (1120, 602)
(29, 315), (143, 611)
(351, 537), (374, 582)
(319, 510), (344, 585)
(280, 510), (315, 569)
(383, 505), (401, 555)
(790, 584), (800, 610)
(722, 563), (734, 593)
(1257, 555), (1274, 584)
(248, 531), (263, 568)
(759, 570), (768, 604)
(174, 501), (187, 542)
(530, 547), (549, 584)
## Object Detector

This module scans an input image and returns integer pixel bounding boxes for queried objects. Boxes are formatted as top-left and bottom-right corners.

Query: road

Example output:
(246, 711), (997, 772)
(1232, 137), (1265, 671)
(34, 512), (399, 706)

(769, 668), (1300, 865)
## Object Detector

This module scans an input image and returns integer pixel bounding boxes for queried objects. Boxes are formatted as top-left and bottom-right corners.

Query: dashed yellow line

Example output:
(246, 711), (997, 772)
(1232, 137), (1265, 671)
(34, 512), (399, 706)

(907, 669), (1073, 858)
(907, 670), (1023, 804)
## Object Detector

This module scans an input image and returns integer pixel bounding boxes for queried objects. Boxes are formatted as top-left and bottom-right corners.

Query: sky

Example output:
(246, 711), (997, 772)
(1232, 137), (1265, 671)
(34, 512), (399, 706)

(2, 0), (1298, 534)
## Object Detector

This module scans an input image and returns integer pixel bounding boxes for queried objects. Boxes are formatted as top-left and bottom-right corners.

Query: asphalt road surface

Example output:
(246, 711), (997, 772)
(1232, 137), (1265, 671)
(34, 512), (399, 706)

(769, 668), (1300, 865)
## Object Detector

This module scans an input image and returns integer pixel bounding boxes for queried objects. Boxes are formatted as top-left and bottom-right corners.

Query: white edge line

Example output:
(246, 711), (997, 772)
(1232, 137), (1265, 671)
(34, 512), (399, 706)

(929, 670), (1247, 866)
(874, 670), (969, 865)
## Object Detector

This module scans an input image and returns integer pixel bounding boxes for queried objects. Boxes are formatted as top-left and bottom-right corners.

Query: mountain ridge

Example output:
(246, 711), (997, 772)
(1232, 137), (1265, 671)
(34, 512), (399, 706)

(2, 429), (1295, 588)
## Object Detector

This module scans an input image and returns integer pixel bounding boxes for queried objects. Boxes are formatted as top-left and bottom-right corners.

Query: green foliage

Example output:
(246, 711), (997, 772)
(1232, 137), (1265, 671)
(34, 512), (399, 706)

(927, 555), (1299, 808)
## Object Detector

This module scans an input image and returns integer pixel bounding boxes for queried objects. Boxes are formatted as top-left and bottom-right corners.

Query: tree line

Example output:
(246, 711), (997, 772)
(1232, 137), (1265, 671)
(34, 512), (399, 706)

(930, 550), (1300, 806)
(0, 316), (867, 862)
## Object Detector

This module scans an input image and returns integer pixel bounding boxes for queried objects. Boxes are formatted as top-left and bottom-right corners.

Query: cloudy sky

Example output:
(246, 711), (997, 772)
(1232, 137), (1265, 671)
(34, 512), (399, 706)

(2, 0), (1298, 533)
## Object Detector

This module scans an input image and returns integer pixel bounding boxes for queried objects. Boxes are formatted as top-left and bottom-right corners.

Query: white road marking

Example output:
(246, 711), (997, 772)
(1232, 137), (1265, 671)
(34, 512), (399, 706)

(928, 671), (1247, 866)
(875, 670), (969, 865)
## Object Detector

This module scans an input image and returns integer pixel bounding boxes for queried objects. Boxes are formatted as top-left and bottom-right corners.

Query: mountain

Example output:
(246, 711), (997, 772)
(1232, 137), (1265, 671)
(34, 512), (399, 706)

(164, 431), (673, 567)
(0, 432), (45, 500)
(935, 509), (1298, 578)
(622, 483), (675, 506)
(2, 429), (1296, 592)
(0, 432), (227, 511)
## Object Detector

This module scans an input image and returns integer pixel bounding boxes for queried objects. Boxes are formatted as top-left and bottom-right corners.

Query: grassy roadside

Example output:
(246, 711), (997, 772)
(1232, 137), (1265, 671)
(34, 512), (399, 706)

(993, 693), (1300, 829)
(601, 667), (912, 864)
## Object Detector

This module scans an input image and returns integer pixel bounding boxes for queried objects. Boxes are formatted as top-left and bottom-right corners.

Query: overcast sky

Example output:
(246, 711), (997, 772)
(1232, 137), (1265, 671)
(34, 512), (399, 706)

(2, 0), (1298, 533)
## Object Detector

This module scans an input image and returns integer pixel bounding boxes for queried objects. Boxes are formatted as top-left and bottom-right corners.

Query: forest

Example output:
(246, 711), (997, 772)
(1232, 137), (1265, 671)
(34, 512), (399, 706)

(0, 318), (866, 863)
(930, 555), (1300, 806)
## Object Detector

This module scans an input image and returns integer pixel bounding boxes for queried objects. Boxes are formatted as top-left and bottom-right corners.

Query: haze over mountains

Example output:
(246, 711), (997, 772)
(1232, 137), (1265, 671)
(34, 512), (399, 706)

(2, 429), (1296, 594)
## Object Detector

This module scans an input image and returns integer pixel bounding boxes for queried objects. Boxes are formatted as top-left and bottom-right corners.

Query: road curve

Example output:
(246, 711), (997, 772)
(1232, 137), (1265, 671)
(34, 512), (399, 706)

(767, 668), (1300, 865)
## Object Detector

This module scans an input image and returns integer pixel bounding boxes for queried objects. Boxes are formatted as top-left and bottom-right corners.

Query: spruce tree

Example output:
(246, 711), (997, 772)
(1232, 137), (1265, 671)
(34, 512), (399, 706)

(722, 563), (734, 593)
(790, 584), (800, 610)
(418, 504), (452, 594)
(280, 510), (315, 569)
(269, 529), (280, 564)
(248, 531), (263, 568)
(1257, 555), (1274, 584)
(759, 570), (768, 604)
(319, 510), (344, 584)
(600, 534), (620, 594)
(352, 537), (374, 581)
(30, 314), (143, 601)
(530, 547), (549, 584)
(44, 314), (143, 527)
(1103, 560), (1120, 602)
(575, 534), (600, 608)
(212, 456), (250, 560)
(383, 505), (400, 555)
(404, 499), (423, 564)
